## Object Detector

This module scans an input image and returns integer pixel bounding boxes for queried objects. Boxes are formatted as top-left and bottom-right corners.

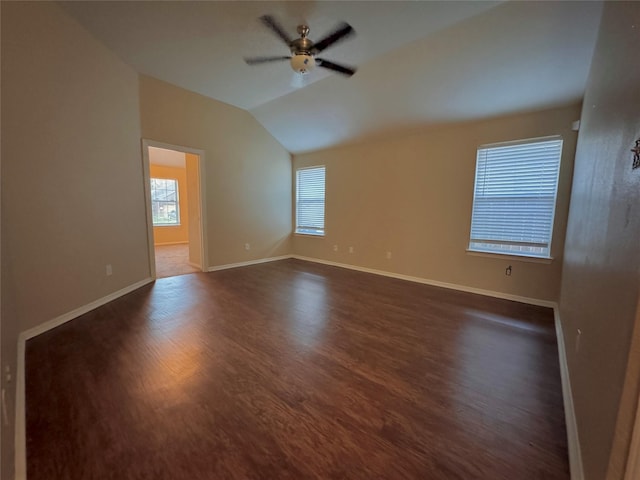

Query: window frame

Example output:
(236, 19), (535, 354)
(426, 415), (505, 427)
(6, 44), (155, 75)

(150, 177), (181, 227)
(467, 136), (563, 260)
(295, 165), (326, 237)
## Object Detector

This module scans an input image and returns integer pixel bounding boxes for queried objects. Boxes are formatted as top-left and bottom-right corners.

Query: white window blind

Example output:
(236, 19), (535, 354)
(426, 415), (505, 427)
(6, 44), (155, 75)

(469, 137), (563, 258)
(296, 166), (325, 236)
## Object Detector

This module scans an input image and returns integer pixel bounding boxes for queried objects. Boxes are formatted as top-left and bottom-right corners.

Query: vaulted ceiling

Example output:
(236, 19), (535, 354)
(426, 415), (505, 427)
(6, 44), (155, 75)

(60, 1), (603, 153)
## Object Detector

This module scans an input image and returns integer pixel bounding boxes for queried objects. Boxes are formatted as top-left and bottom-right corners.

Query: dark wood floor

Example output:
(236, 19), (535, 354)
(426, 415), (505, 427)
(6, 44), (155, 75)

(26, 259), (569, 479)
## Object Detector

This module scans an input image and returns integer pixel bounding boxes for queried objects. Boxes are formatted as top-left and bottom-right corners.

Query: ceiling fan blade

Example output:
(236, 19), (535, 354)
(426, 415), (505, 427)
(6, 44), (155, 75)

(260, 15), (293, 46)
(244, 56), (290, 65)
(313, 22), (355, 53)
(316, 58), (356, 77)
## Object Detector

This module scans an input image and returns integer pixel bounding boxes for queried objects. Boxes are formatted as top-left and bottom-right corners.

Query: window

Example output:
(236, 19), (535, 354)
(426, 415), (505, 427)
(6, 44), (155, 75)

(296, 166), (325, 236)
(468, 136), (563, 258)
(150, 178), (180, 226)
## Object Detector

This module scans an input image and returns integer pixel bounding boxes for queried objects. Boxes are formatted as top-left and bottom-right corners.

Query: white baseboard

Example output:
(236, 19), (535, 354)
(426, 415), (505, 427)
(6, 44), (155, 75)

(205, 253), (554, 308)
(19, 278), (154, 341)
(291, 255), (555, 308)
(14, 277), (154, 480)
(554, 307), (584, 480)
(207, 255), (292, 272)
(188, 261), (202, 270)
(14, 338), (26, 480)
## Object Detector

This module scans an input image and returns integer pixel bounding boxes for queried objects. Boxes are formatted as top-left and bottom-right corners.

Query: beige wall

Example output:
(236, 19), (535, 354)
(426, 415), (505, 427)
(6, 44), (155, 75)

(139, 76), (292, 267)
(1, 2), (150, 478)
(150, 164), (189, 245)
(2, 3), (636, 480)
(293, 104), (580, 302)
(558, 2), (640, 479)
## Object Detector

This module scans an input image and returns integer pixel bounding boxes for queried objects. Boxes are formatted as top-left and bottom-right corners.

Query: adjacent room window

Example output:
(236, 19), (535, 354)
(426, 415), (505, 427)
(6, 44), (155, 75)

(150, 178), (180, 226)
(468, 136), (563, 258)
(296, 166), (326, 236)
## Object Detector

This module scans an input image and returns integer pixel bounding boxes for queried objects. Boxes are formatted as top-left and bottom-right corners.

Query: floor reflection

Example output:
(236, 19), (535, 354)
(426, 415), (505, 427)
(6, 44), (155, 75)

(451, 312), (554, 447)
(289, 272), (330, 348)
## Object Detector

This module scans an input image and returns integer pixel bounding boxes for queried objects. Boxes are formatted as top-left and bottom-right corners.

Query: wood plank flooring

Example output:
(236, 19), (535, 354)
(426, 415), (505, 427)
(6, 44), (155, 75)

(26, 259), (569, 479)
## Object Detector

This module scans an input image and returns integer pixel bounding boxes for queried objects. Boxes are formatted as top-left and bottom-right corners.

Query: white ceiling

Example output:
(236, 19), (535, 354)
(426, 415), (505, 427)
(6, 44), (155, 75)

(60, 1), (603, 154)
(149, 146), (186, 168)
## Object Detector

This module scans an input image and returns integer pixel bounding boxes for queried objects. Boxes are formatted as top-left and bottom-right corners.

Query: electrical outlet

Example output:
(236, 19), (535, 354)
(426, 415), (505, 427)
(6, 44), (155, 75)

(333, 245), (338, 252)
(386, 251), (392, 259)
(4, 366), (11, 384)
(349, 246), (354, 254)
(505, 265), (512, 276)
(106, 264), (113, 276)
(245, 243), (250, 251)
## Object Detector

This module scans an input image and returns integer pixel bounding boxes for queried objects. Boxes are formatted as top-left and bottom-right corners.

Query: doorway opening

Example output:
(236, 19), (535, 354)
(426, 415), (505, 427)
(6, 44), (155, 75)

(142, 140), (207, 279)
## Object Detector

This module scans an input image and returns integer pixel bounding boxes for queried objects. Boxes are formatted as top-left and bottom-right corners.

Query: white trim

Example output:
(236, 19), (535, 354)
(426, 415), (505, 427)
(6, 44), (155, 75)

(207, 255), (294, 272)
(142, 139), (209, 276)
(141, 142), (157, 279)
(15, 340), (25, 480)
(554, 306), (584, 480)
(291, 255), (555, 307)
(193, 148), (208, 271)
(14, 277), (153, 480)
(466, 249), (554, 264)
(294, 233), (326, 238)
(479, 134), (563, 149)
(207, 255), (292, 273)
(154, 241), (189, 246)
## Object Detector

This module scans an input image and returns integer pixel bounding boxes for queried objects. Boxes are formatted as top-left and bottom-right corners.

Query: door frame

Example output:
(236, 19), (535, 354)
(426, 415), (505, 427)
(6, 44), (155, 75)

(627, 408), (640, 479)
(624, 303), (640, 479)
(618, 290), (640, 479)
(141, 139), (208, 278)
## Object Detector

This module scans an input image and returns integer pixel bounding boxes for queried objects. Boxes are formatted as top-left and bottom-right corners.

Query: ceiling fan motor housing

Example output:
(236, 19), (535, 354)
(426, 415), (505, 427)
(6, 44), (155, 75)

(290, 54), (316, 74)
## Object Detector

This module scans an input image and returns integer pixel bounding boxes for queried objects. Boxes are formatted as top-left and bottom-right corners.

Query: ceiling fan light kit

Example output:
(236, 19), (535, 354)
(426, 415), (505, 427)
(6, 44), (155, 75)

(244, 15), (357, 79)
(290, 54), (315, 75)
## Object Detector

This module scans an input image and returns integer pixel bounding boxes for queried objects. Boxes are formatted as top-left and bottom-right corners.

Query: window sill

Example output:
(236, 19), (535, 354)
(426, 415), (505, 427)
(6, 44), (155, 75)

(295, 232), (325, 238)
(466, 249), (553, 264)
(154, 224), (181, 228)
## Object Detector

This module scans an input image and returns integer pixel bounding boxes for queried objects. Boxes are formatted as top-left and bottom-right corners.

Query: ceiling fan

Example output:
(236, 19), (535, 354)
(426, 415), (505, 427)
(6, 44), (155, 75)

(244, 15), (357, 78)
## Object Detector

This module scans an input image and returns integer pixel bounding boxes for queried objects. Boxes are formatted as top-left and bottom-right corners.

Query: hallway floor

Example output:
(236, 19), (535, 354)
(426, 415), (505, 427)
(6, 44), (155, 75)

(154, 244), (199, 278)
